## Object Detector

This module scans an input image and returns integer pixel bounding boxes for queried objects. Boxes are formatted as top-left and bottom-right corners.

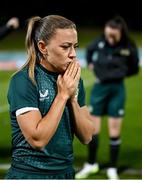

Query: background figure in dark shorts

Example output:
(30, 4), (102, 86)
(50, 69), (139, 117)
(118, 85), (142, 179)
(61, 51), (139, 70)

(0, 17), (19, 39)
(75, 16), (139, 179)
(5, 15), (95, 179)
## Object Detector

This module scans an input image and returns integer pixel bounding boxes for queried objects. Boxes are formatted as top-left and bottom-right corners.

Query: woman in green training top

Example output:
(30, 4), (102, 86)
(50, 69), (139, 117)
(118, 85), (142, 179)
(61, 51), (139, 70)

(5, 15), (95, 179)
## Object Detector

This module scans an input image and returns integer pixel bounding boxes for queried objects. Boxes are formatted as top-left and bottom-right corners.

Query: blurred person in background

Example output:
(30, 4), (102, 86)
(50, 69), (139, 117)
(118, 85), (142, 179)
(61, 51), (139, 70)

(5, 15), (95, 179)
(75, 16), (139, 179)
(0, 17), (19, 39)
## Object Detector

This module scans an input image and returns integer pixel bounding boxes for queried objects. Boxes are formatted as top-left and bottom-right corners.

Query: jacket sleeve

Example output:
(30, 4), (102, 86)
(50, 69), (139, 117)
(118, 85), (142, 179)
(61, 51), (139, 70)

(126, 42), (139, 76)
(0, 25), (12, 40)
(86, 38), (100, 65)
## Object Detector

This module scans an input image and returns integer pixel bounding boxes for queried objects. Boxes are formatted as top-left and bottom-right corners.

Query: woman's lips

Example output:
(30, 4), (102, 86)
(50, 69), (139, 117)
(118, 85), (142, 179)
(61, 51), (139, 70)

(65, 62), (70, 68)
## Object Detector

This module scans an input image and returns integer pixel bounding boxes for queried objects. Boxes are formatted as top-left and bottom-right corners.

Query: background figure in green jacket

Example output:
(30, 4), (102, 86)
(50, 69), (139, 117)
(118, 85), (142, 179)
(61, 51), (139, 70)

(75, 16), (139, 180)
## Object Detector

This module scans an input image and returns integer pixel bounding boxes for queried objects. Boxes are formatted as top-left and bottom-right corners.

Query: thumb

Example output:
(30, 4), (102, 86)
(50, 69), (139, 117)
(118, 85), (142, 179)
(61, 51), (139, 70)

(57, 74), (62, 80)
(57, 74), (62, 84)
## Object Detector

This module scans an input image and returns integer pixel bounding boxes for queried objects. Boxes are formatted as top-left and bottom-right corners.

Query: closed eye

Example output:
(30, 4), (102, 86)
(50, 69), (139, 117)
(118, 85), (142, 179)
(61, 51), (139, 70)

(74, 44), (79, 49)
(60, 45), (70, 49)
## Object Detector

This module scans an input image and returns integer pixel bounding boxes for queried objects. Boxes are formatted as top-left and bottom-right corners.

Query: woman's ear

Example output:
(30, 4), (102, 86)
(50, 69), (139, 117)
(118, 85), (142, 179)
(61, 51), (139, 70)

(37, 40), (48, 55)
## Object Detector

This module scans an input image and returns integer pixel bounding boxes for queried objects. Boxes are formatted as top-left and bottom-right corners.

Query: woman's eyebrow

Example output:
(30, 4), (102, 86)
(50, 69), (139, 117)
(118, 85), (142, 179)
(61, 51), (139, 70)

(61, 42), (78, 46)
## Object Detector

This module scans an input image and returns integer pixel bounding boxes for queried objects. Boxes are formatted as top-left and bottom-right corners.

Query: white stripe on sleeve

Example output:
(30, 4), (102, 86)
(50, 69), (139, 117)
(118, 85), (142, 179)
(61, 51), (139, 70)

(16, 107), (39, 116)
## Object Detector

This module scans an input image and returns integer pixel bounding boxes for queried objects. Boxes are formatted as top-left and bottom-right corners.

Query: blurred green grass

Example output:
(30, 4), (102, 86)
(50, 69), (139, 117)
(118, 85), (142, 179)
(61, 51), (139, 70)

(0, 30), (26, 50)
(0, 170), (6, 179)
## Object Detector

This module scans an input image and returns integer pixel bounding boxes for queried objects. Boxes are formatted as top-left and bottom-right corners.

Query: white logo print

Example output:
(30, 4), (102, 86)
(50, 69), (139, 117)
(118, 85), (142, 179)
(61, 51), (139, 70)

(98, 41), (105, 49)
(39, 90), (49, 101)
(118, 109), (124, 116)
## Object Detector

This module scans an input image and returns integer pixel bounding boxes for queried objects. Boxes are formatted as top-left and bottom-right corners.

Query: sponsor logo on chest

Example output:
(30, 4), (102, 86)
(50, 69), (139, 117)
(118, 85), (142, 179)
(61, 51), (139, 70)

(39, 89), (49, 101)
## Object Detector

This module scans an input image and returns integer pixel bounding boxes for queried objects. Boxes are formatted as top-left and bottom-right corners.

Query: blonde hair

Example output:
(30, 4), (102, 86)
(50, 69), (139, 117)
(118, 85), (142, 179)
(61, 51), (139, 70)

(22, 15), (76, 84)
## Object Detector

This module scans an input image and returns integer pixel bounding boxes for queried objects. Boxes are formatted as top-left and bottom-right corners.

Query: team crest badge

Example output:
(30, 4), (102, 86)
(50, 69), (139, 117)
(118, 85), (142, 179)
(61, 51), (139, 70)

(120, 49), (130, 56)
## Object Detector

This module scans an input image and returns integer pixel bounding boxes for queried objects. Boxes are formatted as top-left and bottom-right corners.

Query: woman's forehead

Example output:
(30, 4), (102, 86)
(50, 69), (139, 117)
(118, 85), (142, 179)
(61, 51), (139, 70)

(55, 28), (77, 37)
(105, 26), (121, 34)
(51, 28), (78, 42)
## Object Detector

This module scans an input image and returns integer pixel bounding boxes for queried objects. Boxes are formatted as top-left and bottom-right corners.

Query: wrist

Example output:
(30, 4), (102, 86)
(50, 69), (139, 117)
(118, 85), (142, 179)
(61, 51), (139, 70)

(57, 93), (69, 102)
(70, 96), (78, 103)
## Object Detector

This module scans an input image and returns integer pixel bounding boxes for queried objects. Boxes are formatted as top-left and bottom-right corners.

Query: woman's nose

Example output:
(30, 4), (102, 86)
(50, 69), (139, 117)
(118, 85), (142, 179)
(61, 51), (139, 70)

(69, 47), (76, 59)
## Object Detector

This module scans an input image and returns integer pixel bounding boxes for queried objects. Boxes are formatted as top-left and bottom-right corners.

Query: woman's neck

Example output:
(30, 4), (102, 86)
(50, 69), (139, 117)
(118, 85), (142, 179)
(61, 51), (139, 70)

(40, 59), (57, 73)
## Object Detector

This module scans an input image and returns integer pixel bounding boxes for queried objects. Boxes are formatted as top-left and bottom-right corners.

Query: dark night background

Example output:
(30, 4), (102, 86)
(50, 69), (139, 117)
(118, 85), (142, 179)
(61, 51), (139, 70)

(0, 0), (142, 30)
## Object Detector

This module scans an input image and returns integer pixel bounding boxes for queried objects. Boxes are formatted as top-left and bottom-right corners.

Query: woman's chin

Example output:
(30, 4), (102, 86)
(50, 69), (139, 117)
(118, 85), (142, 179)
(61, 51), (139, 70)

(55, 65), (69, 73)
(61, 65), (68, 72)
(61, 68), (66, 73)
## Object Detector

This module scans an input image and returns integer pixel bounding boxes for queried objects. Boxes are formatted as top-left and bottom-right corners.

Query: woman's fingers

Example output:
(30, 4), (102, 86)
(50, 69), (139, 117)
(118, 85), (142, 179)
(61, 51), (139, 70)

(57, 61), (81, 99)
(67, 61), (80, 78)
(63, 60), (80, 86)
(74, 66), (81, 82)
(67, 62), (76, 77)
(64, 62), (73, 76)
(70, 62), (79, 79)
